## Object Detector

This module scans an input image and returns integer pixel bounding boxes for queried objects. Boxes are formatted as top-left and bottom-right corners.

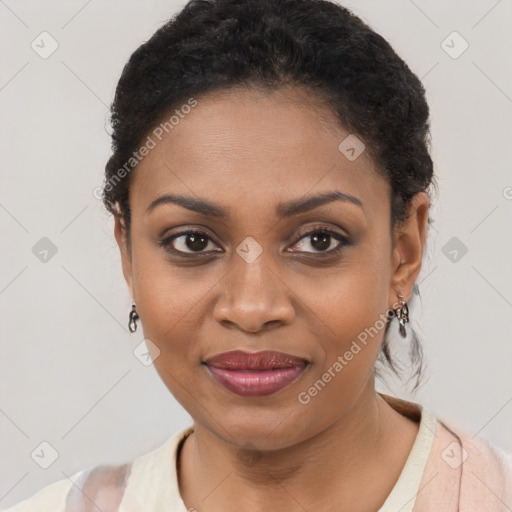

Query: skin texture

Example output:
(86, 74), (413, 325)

(114, 86), (429, 512)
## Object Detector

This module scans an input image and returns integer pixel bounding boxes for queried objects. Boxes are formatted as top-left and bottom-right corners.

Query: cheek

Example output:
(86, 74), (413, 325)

(129, 230), (204, 330)
(293, 247), (392, 397)
(315, 293), (388, 374)
(297, 243), (391, 344)
(324, 272), (389, 346)
(128, 246), (203, 364)
(293, 282), (391, 431)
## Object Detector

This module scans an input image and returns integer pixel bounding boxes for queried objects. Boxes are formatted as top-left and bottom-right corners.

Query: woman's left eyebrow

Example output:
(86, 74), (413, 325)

(276, 190), (364, 217)
(145, 190), (363, 218)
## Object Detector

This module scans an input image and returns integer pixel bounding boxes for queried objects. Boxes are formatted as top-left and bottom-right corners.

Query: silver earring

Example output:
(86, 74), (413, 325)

(394, 294), (409, 338)
(128, 303), (139, 333)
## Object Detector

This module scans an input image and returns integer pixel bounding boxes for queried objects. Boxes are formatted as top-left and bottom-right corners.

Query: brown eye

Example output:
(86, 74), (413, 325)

(289, 228), (349, 255)
(159, 230), (220, 254)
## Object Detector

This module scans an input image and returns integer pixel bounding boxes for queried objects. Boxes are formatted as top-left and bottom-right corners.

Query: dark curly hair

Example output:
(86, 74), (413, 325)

(102, 0), (436, 391)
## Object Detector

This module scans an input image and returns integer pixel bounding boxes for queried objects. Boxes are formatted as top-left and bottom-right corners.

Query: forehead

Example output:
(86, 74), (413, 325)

(129, 86), (389, 220)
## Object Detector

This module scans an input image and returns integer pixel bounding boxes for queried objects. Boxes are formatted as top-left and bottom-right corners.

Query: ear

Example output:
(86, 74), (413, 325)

(389, 192), (430, 304)
(114, 214), (134, 301)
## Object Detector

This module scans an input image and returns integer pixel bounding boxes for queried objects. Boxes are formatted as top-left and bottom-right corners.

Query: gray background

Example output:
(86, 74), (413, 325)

(1, 0), (511, 508)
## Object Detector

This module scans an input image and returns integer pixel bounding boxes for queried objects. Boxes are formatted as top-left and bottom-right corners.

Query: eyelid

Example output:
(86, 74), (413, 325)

(159, 223), (350, 257)
(159, 227), (221, 254)
(287, 225), (349, 254)
(292, 223), (349, 242)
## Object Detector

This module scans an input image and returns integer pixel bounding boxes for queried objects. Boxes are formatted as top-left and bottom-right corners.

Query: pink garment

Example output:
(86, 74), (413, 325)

(381, 393), (512, 511)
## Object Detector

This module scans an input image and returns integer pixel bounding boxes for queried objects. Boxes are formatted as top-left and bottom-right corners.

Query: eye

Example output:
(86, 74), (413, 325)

(159, 226), (350, 257)
(159, 229), (221, 255)
(288, 227), (349, 255)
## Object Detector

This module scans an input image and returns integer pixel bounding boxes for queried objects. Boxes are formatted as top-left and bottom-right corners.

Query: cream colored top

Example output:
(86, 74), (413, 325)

(3, 393), (511, 511)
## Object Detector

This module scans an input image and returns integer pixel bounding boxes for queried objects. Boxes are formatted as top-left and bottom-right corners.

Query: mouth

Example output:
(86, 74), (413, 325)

(203, 350), (309, 397)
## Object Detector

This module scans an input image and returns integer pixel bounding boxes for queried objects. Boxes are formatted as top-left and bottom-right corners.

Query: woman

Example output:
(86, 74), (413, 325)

(4, 0), (511, 511)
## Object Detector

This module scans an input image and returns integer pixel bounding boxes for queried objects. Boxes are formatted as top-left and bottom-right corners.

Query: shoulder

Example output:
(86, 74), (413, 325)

(416, 410), (512, 511)
(1, 428), (193, 512)
(437, 416), (512, 478)
(380, 393), (512, 511)
(444, 420), (512, 509)
(2, 463), (133, 512)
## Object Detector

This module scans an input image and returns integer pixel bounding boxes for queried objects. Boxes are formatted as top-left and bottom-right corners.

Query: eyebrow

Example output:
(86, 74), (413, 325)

(145, 190), (363, 219)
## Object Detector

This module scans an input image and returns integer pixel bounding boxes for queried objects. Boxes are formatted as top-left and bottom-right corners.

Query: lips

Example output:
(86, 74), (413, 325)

(203, 350), (309, 397)
(203, 350), (308, 371)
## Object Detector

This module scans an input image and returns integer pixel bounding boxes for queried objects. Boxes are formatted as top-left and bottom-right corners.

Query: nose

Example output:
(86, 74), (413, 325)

(213, 252), (295, 333)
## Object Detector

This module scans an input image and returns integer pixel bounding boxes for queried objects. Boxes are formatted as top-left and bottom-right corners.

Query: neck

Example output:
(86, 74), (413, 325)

(177, 380), (416, 512)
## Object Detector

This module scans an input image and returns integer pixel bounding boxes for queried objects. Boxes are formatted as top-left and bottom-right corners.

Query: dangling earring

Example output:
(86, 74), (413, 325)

(128, 303), (139, 333)
(394, 293), (409, 338)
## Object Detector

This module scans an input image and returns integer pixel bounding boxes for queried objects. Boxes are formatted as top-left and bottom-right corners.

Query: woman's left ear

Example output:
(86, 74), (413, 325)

(389, 192), (430, 303)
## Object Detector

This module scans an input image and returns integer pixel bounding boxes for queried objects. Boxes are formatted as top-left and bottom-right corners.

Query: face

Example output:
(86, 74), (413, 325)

(115, 86), (428, 450)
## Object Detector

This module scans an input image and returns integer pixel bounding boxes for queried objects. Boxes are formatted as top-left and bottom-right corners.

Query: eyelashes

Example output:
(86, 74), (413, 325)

(290, 226), (349, 255)
(158, 226), (350, 258)
(159, 229), (220, 255)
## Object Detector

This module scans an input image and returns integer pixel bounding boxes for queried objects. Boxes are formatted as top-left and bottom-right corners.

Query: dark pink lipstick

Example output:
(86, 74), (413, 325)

(203, 350), (308, 397)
